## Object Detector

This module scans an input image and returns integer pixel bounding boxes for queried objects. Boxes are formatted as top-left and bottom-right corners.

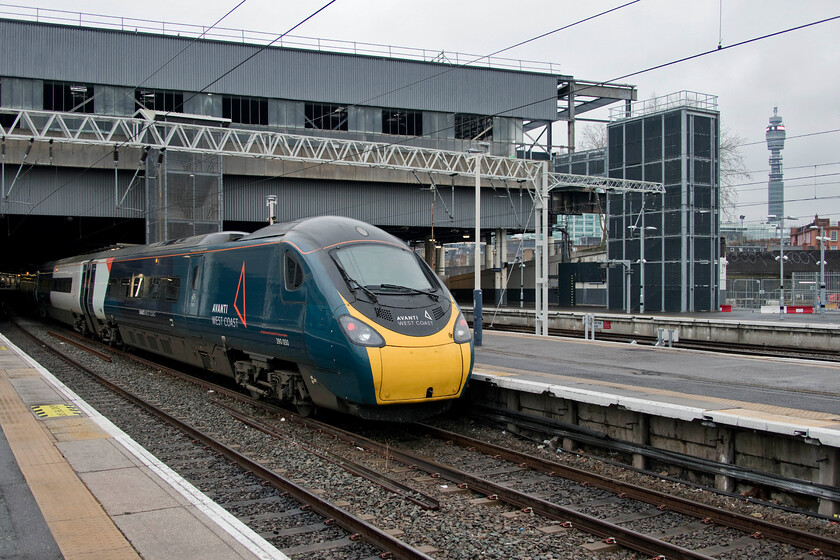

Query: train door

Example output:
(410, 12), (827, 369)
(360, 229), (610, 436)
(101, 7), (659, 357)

(80, 261), (98, 335)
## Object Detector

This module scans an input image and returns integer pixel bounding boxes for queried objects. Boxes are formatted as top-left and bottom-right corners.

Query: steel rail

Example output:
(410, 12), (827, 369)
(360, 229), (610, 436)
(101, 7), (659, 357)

(14, 324), (435, 560)
(478, 322), (840, 363)
(418, 422), (840, 558)
(470, 400), (840, 501)
(470, 406), (840, 504)
(33, 323), (837, 556)
(218, 400), (441, 511)
(286, 418), (717, 560)
(53, 326), (443, 510)
(47, 330), (112, 362)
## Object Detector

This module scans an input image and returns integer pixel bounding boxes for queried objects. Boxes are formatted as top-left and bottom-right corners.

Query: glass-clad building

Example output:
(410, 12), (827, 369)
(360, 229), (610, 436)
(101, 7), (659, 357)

(606, 92), (720, 312)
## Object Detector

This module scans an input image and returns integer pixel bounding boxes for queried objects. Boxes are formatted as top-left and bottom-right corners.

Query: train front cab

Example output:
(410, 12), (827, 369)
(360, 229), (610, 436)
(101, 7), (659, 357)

(351, 300), (471, 398)
(300, 239), (474, 421)
(307, 297), (473, 422)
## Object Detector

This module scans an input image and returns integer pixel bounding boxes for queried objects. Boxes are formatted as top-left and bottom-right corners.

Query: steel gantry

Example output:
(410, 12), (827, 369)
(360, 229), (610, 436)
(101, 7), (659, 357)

(0, 107), (661, 336)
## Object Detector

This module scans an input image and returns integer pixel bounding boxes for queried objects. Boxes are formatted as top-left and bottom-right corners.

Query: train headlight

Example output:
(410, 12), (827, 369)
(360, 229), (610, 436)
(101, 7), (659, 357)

(338, 315), (385, 347)
(452, 312), (472, 344)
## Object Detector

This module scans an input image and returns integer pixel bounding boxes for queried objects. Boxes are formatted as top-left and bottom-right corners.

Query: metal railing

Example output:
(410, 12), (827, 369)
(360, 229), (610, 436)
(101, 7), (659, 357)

(726, 273), (840, 311)
(0, 3), (563, 75)
(610, 91), (719, 121)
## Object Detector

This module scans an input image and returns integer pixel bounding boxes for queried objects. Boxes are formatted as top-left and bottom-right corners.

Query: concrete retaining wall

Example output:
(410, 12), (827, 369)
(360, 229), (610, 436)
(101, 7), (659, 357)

(470, 379), (839, 517)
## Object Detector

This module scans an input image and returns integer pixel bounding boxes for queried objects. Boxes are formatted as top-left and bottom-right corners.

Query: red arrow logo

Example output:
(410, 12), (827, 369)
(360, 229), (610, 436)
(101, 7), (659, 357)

(234, 262), (247, 328)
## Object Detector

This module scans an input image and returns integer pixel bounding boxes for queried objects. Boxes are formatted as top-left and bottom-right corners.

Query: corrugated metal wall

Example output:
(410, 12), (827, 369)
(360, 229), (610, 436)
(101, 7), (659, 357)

(223, 175), (533, 231)
(0, 168), (533, 232)
(0, 19), (557, 120)
(0, 167), (144, 218)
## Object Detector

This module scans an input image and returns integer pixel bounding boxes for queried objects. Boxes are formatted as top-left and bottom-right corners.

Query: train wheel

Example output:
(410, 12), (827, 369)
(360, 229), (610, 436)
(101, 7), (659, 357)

(295, 402), (314, 417)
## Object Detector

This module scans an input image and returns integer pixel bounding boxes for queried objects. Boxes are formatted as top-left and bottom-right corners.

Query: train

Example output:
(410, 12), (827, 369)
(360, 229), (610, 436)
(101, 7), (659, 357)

(34, 216), (474, 421)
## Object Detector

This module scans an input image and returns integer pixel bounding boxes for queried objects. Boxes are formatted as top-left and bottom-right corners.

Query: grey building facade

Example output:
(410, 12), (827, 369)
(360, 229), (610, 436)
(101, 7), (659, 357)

(0, 15), (558, 246)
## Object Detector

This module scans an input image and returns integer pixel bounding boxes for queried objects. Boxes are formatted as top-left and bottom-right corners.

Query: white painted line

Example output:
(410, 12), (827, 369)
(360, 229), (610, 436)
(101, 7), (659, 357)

(0, 333), (289, 560)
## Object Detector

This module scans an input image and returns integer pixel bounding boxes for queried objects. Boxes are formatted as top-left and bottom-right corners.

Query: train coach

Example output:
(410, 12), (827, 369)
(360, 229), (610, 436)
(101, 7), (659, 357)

(37, 216), (474, 421)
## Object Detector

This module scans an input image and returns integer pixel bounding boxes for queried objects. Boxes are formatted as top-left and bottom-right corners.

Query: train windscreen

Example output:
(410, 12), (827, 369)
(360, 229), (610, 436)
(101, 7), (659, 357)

(333, 244), (435, 292)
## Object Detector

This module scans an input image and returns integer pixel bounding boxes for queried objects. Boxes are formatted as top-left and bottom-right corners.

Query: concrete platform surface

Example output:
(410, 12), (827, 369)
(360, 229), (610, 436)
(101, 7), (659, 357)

(0, 333), (289, 560)
(474, 331), (840, 447)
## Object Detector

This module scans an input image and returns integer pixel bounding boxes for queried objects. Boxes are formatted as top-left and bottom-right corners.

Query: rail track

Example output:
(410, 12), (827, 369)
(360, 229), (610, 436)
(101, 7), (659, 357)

(467, 405), (840, 516)
(8, 319), (838, 559)
(9, 321), (432, 560)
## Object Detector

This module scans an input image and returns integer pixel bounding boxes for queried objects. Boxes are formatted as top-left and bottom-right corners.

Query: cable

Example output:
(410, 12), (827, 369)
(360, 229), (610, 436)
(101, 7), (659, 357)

(9, 0), (339, 231)
(736, 128), (840, 149)
(728, 171), (840, 190)
(734, 180), (840, 197)
(106, 0), (249, 115)
(193, 1), (337, 97)
(344, 0), (641, 109)
(732, 193), (840, 211)
(56, 2), (250, 119)
(9, 7), (840, 239)
(5, 0), (252, 223)
(744, 160), (840, 175)
(56, 1), (643, 227)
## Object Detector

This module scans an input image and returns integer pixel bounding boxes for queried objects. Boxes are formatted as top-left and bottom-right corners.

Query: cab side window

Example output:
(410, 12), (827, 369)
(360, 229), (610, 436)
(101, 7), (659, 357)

(285, 252), (303, 290)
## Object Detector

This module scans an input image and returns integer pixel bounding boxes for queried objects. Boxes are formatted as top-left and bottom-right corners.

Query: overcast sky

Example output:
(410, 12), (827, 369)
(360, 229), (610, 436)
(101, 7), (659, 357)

(21, 0), (840, 227)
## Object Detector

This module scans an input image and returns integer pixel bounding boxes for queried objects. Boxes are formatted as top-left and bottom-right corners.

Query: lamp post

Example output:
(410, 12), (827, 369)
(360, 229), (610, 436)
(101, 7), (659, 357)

(769, 215), (795, 319)
(809, 225), (828, 315)
(628, 224), (657, 314)
(467, 147), (486, 346)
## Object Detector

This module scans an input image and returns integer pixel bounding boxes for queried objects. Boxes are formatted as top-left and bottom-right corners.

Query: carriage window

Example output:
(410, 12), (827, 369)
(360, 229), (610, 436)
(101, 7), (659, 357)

(285, 253), (303, 290)
(148, 277), (162, 300)
(163, 277), (181, 302)
(191, 266), (201, 290)
(107, 278), (120, 297)
(51, 277), (72, 293)
(130, 275), (144, 298)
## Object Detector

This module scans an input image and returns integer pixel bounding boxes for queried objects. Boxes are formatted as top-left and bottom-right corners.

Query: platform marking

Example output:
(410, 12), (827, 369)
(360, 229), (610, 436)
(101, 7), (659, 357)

(31, 404), (82, 418)
(1, 332), (289, 560)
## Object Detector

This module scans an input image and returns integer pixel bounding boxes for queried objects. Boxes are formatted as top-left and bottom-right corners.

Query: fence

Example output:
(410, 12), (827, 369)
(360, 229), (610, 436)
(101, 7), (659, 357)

(726, 273), (840, 310)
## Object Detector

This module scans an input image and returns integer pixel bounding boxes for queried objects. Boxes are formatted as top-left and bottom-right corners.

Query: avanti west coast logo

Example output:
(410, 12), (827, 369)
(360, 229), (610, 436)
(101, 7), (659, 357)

(211, 262), (247, 328)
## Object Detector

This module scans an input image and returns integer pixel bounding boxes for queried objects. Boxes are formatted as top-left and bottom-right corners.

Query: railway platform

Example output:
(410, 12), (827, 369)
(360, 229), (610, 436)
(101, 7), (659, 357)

(470, 330), (840, 516)
(0, 333), (288, 560)
(466, 306), (840, 354)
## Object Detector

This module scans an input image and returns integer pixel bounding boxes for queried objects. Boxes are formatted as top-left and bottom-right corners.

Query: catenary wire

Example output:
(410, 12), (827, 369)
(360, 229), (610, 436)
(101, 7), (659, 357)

(9, 0), (339, 231)
(168, 11), (840, 226)
(54, 1), (643, 229)
(7, 6), (839, 242)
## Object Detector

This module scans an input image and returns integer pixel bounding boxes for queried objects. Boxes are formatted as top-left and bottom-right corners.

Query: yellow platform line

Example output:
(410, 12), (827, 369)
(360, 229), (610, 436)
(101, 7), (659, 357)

(0, 372), (139, 560)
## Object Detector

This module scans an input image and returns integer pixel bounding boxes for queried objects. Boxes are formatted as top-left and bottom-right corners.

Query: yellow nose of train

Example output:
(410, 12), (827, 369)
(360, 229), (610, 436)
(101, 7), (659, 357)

(344, 301), (472, 404)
